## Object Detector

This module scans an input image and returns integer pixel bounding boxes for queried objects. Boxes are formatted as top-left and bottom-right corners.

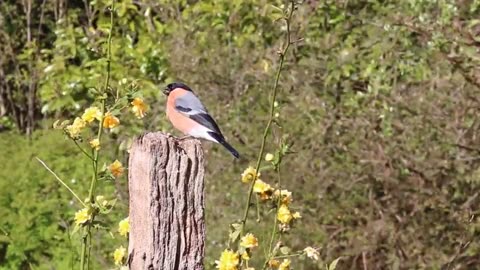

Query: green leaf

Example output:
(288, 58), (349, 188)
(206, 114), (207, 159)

(71, 224), (81, 235)
(328, 257), (342, 270)
(228, 223), (242, 243)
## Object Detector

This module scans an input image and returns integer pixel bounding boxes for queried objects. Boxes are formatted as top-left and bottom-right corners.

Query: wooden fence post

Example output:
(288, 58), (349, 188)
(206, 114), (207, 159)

(127, 132), (205, 270)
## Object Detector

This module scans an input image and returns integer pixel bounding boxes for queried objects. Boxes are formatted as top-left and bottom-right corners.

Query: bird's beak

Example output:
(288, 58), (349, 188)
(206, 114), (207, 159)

(162, 87), (169, 96)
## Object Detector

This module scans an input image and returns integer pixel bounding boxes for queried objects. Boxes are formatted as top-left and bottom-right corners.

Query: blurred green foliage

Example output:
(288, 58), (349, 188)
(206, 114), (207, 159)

(1, 0), (480, 269)
(0, 131), (127, 269)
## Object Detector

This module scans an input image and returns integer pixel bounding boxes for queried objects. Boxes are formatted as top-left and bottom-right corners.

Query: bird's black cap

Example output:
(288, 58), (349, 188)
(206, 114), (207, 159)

(163, 82), (193, 95)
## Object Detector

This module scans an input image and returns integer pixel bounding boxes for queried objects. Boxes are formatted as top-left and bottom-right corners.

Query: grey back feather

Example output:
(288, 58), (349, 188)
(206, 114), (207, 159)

(174, 91), (208, 115)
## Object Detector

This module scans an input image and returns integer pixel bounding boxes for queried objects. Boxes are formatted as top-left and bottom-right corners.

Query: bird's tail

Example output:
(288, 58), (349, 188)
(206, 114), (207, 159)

(208, 132), (240, 158)
(219, 140), (240, 159)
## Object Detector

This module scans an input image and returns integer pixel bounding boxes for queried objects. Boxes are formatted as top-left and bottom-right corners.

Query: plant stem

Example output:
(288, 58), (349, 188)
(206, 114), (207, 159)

(263, 167), (283, 269)
(271, 252), (304, 260)
(239, 0), (295, 239)
(80, 2), (115, 269)
(80, 232), (87, 270)
(73, 140), (94, 161)
(88, 0), (114, 204)
(87, 230), (92, 269)
(36, 157), (87, 207)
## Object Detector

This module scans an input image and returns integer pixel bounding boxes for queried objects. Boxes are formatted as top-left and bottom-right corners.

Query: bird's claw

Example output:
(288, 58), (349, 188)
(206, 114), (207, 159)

(176, 135), (195, 141)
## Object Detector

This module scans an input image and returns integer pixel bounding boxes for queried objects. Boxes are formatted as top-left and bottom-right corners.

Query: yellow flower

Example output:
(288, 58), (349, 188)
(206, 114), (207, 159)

(103, 112), (120, 128)
(265, 153), (274, 162)
(241, 251), (250, 261)
(118, 217), (130, 237)
(216, 249), (239, 270)
(253, 179), (273, 200)
(109, 160), (124, 178)
(292, 211), (302, 219)
(96, 195), (108, 207)
(245, 268), (255, 270)
(241, 166), (260, 183)
(131, 97), (147, 119)
(74, 208), (91, 225)
(81, 107), (101, 123)
(268, 259), (280, 268)
(304, 246), (319, 261)
(240, 233), (258, 249)
(66, 117), (86, 138)
(89, 138), (100, 150)
(113, 246), (126, 265)
(277, 204), (293, 224)
(262, 59), (270, 72)
(279, 259), (291, 270)
(274, 189), (293, 205)
(253, 179), (272, 193)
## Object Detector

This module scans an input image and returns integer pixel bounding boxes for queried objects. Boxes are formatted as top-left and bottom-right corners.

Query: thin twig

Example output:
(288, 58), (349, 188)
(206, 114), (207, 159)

(36, 157), (86, 207)
(81, 2), (115, 269)
(262, 166), (283, 269)
(271, 252), (304, 259)
(362, 251), (368, 270)
(239, 0), (295, 240)
(73, 140), (94, 160)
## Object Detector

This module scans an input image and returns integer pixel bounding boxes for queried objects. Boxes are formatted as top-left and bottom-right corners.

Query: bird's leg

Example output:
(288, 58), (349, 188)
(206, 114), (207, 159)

(176, 135), (195, 141)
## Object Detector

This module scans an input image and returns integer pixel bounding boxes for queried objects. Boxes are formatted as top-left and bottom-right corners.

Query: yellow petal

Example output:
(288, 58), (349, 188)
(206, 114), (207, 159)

(113, 246), (126, 265)
(118, 217), (130, 237)
(240, 233), (258, 249)
(109, 160), (124, 178)
(103, 113), (120, 128)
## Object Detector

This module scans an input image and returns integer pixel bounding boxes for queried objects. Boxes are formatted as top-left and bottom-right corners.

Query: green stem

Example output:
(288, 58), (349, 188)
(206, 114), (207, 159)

(36, 157), (87, 207)
(88, 0), (114, 204)
(271, 252), (304, 260)
(87, 229), (92, 269)
(73, 140), (94, 161)
(256, 195), (261, 222)
(80, 2), (115, 270)
(263, 168), (283, 269)
(80, 232), (87, 270)
(87, 99), (105, 203)
(239, 0), (294, 240)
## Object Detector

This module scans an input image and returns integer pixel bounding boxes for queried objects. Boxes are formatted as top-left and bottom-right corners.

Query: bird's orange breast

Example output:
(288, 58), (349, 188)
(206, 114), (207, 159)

(166, 89), (201, 134)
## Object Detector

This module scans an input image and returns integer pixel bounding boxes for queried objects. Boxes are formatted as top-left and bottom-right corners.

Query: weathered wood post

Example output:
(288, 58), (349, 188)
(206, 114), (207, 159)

(127, 132), (205, 270)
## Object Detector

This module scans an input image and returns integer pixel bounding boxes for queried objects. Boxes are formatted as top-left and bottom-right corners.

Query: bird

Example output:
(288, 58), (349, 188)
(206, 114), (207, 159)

(163, 82), (240, 158)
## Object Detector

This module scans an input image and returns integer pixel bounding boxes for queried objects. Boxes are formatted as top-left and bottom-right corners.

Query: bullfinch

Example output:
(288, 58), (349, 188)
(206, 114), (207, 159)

(163, 82), (240, 158)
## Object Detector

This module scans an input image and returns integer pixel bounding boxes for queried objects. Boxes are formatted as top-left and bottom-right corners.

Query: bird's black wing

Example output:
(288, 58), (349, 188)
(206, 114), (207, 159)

(189, 113), (223, 135)
(174, 91), (224, 135)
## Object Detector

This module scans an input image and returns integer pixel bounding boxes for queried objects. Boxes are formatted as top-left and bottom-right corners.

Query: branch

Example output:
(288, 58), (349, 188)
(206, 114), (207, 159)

(36, 157), (86, 207)
(239, 0), (296, 240)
